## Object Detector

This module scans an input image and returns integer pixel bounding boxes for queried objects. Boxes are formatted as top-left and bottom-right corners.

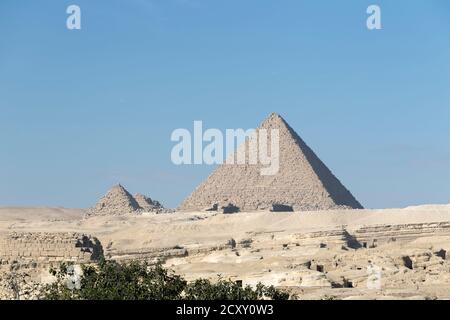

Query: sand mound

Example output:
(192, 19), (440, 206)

(179, 112), (363, 212)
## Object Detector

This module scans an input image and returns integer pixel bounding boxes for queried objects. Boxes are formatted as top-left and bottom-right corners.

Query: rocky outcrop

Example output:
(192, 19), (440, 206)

(3, 206), (450, 300)
(0, 232), (103, 268)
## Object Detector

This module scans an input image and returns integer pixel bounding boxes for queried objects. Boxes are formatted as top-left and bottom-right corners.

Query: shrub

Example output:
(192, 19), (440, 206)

(184, 278), (288, 300)
(41, 259), (289, 300)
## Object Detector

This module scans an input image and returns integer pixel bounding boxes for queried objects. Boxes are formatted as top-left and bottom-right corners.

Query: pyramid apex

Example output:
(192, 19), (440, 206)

(259, 112), (289, 129)
(267, 112), (283, 119)
(111, 183), (127, 191)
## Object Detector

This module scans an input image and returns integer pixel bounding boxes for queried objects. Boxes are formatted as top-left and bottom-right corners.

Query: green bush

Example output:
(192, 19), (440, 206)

(41, 259), (289, 300)
(184, 278), (288, 300)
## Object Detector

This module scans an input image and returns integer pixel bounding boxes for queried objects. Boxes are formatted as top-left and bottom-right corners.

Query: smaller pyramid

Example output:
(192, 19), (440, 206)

(88, 184), (141, 216)
(134, 193), (166, 213)
(86, 184), (173, 216)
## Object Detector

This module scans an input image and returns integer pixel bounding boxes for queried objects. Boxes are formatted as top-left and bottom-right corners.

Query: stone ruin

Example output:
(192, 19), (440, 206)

(0, 232), (103, 299)
(0, 232), (103, 269)
(178, 112), (363, 212)
(86, 184), (172, 216)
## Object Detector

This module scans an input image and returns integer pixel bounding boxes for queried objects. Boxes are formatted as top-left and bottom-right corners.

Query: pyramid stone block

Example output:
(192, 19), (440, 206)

(89, 184), (141, 216)
(178, 113), (363, 212)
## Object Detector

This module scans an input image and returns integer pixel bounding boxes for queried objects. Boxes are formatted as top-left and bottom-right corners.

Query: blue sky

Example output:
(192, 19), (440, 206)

(1, 0), (449, 209)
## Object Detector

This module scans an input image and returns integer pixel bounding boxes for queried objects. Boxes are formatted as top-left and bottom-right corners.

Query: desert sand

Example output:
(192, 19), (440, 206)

(2, 204), (450, 300)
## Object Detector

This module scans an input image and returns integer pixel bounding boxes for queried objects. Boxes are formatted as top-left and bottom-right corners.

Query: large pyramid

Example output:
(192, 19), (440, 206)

(178, 113), (363, 212)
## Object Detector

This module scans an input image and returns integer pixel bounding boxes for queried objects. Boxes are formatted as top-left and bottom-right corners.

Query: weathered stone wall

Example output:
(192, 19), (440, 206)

(354, 222), (450, 247)
(0, 232), (103, 269)
(106, 246), (188, 262)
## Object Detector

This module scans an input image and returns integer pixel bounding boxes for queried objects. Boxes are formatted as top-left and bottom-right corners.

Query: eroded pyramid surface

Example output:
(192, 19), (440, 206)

(178, 113), (363, 212)
(89, 184), (141, 216)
